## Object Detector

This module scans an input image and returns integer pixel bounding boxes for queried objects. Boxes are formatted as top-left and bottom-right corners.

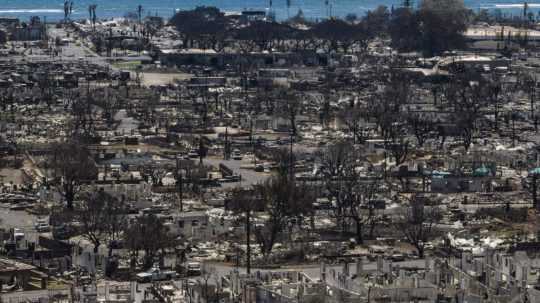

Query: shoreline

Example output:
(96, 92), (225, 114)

(1, 1), (539, 23)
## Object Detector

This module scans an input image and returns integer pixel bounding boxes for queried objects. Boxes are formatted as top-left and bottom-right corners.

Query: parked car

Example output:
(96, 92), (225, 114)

(136, 268), (177, 283)
(186, 262), (202, 276)
(35, 218), (50, 232)
(232, 149), (243, 160)
(36, 223), (51, 233)
(52, 223), (77, 240)
(188, 149), (199, 158)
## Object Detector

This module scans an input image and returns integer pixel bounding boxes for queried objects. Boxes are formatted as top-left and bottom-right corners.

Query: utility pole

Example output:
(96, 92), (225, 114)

(176, 155), (183, 212)
(250, 117), (256, 167)
(224, 126), (230, 160)
(512, 111), (516, 147)
(246, 207), (251, 274)
(532, 173), (538, 210)
(289, 131), (294, 178)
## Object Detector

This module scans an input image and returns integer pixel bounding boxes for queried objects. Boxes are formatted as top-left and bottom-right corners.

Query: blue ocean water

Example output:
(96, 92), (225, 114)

(0, 0), (536, 22)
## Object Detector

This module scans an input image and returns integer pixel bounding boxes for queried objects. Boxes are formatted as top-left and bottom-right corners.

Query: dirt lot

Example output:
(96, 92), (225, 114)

(0, 168), (25, 185)
(139, 72), (193, 86)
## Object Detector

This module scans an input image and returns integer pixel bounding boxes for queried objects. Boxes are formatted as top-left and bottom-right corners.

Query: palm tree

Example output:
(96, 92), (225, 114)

(137, 5), (143, 24)
(325, 0), (329, 17)
(286, 0), (291, 19)
(88, 4), (97, 30)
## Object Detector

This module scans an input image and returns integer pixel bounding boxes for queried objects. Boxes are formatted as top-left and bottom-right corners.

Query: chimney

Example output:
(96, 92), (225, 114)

(356, 258), (363, 277)
(343, 261), (349, 277)
(320, 261), (326, 282)
(425, 256), (432, 272)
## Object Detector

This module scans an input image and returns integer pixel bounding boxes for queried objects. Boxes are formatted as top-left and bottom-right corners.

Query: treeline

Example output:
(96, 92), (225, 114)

(169, 0), (471, 56)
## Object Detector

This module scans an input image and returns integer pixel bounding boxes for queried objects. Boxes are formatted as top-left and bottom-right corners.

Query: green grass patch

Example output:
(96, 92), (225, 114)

(112, 60), (142, 70)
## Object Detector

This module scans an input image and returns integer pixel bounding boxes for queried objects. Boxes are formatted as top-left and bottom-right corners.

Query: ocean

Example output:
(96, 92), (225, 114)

(0, 0), (537, 22)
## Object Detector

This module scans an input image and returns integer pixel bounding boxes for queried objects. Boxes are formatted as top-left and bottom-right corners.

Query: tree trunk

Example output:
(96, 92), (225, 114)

(290, 115), (297, 137)
(368, 208), (376, 239)
(369, 221), (376, 239)
(494, 106), (499, 130)
(416, 244), (424, 258)
(93, 242), (100, 268)
(355, 219), (363, 244)
(531, 92), (535, 118)
(65, 189), (75, 210)
(439, 134), (446, 151)
(417, 134), (424, 147)
(512, 118), (516, 147)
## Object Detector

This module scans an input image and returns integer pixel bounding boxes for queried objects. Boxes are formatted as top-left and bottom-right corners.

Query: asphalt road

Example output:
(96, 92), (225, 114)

(204, 157), (271, 188)
(0, 203), (42, 242)
(46, 26), (111, 68)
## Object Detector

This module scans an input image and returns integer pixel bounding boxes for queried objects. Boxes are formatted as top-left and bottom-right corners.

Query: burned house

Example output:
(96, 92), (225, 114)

(430, 162), (497, 193)
(0, 258), (42, 291)
(169, 211), (212, 241)
(9, 16), (46, 41)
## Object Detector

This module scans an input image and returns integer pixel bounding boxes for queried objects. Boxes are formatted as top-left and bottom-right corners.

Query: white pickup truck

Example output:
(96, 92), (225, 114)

(136, 268), (177, 283)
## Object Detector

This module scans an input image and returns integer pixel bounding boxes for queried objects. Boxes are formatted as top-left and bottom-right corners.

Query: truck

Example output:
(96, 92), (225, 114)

(136, 268), (177, 283)
(232, 149), (243, 160)
(186, 262), (202, 276)
(35, 218), (50, 232)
